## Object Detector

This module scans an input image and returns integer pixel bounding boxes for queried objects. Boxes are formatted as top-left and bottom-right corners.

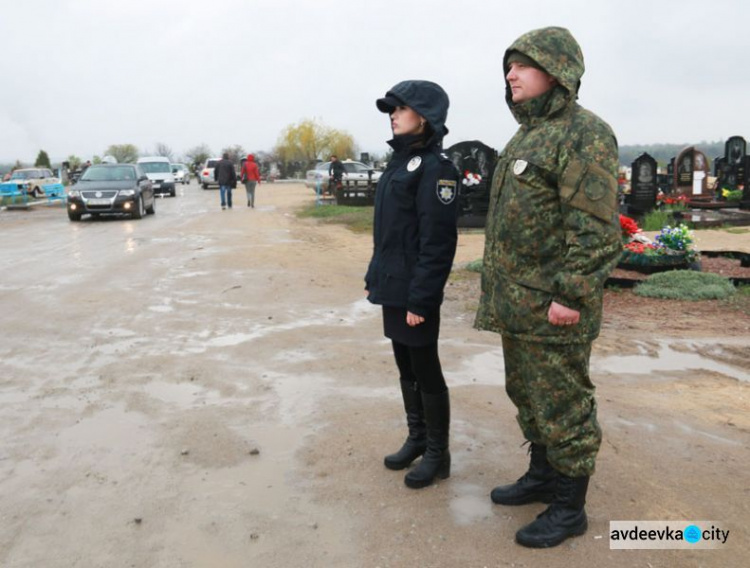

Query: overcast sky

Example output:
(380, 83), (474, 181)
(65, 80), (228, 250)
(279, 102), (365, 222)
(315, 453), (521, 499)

(2, 0), (749, 164)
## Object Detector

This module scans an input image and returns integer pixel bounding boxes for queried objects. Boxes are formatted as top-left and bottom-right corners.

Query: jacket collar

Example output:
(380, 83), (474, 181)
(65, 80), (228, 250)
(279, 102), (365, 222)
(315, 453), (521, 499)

(508, 85), (572, 128)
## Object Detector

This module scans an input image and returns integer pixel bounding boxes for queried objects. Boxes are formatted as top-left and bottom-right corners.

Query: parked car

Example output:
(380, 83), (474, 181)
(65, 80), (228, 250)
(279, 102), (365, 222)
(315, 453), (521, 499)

(171, 163), (190, 185)
(137, 156), (176, 197)
(0, 168), (64, 198)
(66, 164), (155, 221)
(200, 157), (221, 189)
(304, 160), (382, 190)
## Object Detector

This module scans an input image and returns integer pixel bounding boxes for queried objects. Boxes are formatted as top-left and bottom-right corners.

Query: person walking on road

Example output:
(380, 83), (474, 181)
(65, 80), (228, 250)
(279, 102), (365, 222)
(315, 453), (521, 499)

(241, 154), (262, 208)
(365, 80), (460, 490)
(475, 27), (623, 548)
(214, 152), (237, 210)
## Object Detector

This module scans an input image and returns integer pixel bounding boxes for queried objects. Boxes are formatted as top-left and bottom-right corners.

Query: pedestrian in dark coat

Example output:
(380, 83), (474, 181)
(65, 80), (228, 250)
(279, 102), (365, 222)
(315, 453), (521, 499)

(365, 79), (460, 489)
(214, 152), (237, 209)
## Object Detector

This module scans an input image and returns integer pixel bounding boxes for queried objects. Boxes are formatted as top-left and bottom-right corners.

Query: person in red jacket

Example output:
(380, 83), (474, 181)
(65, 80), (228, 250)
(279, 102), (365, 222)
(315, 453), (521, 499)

(240, 154), (262, 208)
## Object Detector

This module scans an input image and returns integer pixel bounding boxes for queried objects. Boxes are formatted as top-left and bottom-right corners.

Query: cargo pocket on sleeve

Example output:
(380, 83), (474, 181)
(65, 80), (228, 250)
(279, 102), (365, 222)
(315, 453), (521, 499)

(559, 158), (618, 223)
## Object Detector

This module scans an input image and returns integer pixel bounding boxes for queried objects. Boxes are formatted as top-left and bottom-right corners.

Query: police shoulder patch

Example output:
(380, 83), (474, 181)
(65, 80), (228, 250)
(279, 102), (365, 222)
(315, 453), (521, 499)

(436, 179), (457, 204)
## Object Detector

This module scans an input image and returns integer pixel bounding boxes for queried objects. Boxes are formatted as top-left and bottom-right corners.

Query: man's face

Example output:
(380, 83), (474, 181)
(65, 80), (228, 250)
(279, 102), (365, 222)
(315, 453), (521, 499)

(506, 62), (557, 103)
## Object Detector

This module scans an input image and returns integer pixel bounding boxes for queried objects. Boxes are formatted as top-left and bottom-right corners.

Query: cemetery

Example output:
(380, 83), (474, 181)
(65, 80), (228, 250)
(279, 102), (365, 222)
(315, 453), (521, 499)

(612, 135), (750, 288)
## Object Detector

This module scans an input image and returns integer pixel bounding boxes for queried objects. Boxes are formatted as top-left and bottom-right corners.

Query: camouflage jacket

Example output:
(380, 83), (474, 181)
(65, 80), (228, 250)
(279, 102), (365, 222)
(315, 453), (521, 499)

(475, 27), (622, 344)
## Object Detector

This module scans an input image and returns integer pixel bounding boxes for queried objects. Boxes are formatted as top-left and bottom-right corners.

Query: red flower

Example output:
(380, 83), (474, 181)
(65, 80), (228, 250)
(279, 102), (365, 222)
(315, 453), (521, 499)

(619, 214), (640, 237)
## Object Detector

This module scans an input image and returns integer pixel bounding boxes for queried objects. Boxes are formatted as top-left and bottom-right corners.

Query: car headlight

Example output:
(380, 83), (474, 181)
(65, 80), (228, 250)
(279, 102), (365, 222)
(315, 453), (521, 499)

(119, 189), (136, 196)
(68, 190), (80, 197)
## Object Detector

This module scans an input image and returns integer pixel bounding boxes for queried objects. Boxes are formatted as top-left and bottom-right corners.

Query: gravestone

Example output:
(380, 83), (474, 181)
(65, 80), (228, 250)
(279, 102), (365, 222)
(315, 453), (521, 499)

(627, 153), (658, 214)
(714, 156), (726, 178)
(719, 136), (746, 192)
(726, 136), (746, 166)
(673, 146), (709, 198)
(743, 155), (750, 209)
(444, 140), (498, 227)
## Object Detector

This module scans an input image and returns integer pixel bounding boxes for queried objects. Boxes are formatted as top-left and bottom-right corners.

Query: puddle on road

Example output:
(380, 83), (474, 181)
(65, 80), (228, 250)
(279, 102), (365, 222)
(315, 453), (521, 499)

(182, 300), (378, 354)
(260, 371), (334, 425)
(452, 348), (505, 387)
(593, 340), (749, 382)
(141, 380), (226, 409)
(58, 405), (154, 454)
(448, 483), (494, 526)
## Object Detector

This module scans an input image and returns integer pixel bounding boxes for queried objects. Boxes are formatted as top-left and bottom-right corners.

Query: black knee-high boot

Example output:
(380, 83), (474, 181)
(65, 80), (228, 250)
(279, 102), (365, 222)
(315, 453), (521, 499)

(404, 389), (450, 489)
(384, 380), (427, 470)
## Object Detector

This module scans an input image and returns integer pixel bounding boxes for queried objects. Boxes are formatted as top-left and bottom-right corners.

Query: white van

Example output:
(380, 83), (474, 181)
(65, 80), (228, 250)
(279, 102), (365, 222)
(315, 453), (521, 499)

(137, 156), (177, 197)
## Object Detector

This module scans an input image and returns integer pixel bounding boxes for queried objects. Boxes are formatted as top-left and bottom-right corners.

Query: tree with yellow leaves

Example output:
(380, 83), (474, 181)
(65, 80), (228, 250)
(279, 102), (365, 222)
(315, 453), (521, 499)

(274, 119), (357, 169)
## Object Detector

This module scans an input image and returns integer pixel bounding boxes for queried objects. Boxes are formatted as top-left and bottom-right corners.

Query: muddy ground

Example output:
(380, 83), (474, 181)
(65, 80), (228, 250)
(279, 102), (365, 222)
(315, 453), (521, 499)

(0, 182), (748, 568)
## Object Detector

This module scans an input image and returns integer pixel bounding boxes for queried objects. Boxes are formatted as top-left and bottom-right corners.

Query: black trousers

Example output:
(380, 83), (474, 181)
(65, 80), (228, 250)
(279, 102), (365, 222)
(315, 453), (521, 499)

(391, 340), (447, 395)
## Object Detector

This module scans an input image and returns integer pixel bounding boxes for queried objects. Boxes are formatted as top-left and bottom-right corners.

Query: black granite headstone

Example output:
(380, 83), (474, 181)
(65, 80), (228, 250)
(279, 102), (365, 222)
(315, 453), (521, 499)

(444, 140), (498, 227)
(714, 156), (726, 178)
(628, 153), (658, 214)
(725, 136), (746, 166)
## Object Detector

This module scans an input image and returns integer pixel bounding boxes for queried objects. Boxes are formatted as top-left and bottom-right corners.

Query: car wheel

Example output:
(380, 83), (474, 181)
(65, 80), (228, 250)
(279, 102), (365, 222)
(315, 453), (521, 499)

(202, 183), (208, 190)
(68, 211), (81, 221)
(132, 195), (145, 219)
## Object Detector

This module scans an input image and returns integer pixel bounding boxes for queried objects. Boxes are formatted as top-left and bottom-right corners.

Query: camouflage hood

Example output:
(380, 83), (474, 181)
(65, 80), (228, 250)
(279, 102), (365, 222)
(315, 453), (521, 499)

(504, 27), (584, 124)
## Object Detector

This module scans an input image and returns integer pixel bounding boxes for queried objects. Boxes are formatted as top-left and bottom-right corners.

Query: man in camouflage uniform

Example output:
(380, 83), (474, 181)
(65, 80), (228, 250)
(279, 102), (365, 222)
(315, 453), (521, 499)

(475, 27), (622, 548)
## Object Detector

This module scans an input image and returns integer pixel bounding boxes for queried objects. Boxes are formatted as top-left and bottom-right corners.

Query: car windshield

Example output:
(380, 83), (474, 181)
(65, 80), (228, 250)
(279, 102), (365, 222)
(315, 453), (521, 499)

(80, 166), (136, 182)
(171, 165), (185, 172)
(316, 162), (330, 170)
(140, 162), (171, 174)
(206, 160), (219, 169)
(10, 170), (40, 180)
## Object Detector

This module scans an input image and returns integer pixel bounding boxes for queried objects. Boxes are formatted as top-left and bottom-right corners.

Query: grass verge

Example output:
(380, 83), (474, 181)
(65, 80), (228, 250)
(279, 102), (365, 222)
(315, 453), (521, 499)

(296, 204), (373, 233)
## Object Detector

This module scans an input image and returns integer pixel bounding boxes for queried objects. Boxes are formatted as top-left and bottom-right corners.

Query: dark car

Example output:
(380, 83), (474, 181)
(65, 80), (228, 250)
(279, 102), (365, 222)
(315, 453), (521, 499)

(66, 164), (156, 221)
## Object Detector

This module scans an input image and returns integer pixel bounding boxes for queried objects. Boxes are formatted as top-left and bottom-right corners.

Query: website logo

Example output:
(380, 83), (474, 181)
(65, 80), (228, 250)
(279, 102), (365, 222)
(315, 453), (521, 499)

(610, 521), (730, 550)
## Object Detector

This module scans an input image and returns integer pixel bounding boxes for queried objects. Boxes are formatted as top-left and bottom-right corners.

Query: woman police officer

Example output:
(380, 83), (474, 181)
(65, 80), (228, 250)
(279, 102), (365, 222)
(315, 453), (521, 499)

(365, 80), (460, 489)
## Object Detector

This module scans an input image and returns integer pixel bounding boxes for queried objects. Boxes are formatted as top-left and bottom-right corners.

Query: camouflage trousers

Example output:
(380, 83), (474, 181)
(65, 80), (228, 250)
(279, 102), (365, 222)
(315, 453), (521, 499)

(502, 335), (601, 477)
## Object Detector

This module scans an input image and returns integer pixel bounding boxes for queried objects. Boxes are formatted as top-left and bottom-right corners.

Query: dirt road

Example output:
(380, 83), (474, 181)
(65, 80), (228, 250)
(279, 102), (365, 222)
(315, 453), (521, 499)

(1, 183), (747, 567)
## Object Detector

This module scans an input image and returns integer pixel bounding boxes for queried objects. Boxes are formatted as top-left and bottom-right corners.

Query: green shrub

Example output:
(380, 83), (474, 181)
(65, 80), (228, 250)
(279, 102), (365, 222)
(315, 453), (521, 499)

(634, 270), (736, 301)
(641, 210), (673, 231)
(465, 259), (483, 273)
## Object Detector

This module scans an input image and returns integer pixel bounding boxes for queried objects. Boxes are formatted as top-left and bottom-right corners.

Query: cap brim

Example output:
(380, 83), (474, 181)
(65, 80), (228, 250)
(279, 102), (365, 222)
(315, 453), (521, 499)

(376, 94), (402, 113)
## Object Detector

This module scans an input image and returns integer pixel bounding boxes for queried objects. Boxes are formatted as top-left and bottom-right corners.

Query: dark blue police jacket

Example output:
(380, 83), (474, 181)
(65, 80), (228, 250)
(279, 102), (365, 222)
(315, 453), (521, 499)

(365, 134), (460, 317)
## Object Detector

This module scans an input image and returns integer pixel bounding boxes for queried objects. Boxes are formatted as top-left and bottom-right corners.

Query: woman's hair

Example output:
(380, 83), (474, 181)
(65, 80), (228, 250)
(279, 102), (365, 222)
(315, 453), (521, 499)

(410, 122), (436, 149)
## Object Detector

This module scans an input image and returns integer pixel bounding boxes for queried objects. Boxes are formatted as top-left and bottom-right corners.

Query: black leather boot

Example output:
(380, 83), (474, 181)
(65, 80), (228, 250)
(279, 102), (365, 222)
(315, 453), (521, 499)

(384, 380), (427, 470)
(490, 443), (557, 505)
(515, 474), (589, 548)
(404, 390), (450, 489)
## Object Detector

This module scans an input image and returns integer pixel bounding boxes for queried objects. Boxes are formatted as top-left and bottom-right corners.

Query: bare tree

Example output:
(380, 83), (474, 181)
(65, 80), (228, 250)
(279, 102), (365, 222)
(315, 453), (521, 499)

(154, 142), (174, 161)
(221, 144), (245, 165)
(184, 144), (212, 169)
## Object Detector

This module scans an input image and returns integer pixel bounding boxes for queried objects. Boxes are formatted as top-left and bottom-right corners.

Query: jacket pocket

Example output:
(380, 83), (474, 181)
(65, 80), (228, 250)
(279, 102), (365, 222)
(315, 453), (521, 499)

(559, 157), (617, 222)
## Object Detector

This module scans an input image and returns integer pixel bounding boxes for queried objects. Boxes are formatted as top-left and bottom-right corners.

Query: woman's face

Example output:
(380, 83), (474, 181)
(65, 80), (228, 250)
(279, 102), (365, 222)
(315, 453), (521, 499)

(390, 105), (424, 136)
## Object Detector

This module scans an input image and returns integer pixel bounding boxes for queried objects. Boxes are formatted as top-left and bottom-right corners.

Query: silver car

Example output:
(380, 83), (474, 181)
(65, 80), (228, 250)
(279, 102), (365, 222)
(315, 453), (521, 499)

(200, 158), (221, 189)
(171, 163), (191, 185)
(305, 160), (382, 190)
